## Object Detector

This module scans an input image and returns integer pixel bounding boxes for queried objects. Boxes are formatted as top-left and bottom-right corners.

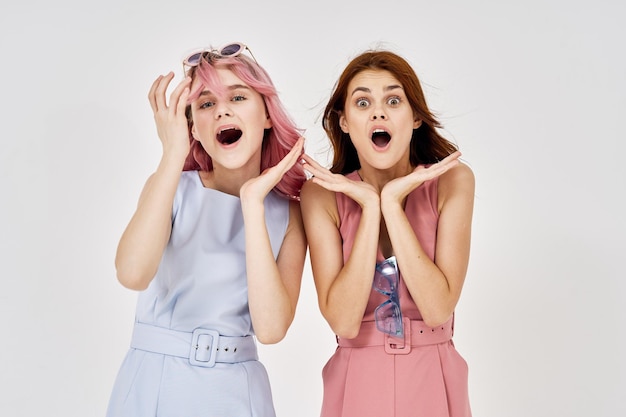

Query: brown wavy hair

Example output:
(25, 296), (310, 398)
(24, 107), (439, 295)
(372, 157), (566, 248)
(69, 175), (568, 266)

(323, 50), (458, 174)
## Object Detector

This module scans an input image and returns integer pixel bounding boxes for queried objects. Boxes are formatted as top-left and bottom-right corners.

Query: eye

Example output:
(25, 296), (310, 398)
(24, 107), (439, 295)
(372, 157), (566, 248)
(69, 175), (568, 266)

(387, 96), (401, 106)
(232, 94), (247, 102)
(199, 100), (215, 109)
(355, 98), (369, 108)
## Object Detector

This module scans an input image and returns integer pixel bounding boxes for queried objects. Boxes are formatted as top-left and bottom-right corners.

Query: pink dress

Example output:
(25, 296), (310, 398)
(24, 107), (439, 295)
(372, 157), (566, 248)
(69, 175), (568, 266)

(320, 171), (472, 417)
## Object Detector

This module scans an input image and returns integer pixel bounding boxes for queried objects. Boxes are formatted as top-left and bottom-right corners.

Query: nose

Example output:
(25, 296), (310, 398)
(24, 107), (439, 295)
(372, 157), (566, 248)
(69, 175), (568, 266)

(214, 101), (233, 119)
(371, 106), (386, 120)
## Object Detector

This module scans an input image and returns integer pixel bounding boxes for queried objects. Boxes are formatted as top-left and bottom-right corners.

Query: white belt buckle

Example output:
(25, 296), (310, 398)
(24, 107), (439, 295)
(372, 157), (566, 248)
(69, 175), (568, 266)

(189, 328), (220, 367)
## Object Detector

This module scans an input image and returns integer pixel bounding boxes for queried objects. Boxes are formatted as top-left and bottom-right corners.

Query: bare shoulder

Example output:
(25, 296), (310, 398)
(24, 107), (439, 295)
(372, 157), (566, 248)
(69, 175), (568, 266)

(300, 179), (335, 207)
(438, 162), (475, 210)
(299, 179), (339, 224)
(439, 161), (475, 191)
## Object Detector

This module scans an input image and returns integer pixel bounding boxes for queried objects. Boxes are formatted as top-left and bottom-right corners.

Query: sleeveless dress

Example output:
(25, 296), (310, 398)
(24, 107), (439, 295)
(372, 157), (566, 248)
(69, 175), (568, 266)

(320, 170), (472, 417)
(106, 170), (289, 417)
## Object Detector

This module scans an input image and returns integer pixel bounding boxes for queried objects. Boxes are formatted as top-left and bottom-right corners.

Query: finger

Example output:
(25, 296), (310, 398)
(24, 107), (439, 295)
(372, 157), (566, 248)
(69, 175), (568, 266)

(415, 151), (461, 181)
(301, 153), (326, 169)
(300, 154), (333, 178)
(273, 137), (304, 174)
(303, 163), (338, 185)
(148, 75), (163, 113)
(438, 150), (462, 166)
(258, 139), (304, 187)
(177, 87), (190, 118)
(171, 77), (192, 117)
(301, 159), (323, 177)
(288, 136), (305, 158)
(301, 162), (328, 180)
(304, 167), (338, 186)
(436, 152), (461, 173)
(283, 137), (305, 163)
(293, 137), (306, 162)
(154, 72), (175, 112)
(309, 175), (356, 194)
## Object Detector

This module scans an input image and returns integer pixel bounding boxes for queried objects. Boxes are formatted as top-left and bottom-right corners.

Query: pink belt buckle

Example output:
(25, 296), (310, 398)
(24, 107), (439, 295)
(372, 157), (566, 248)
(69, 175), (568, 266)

(384, 317), (411, 354)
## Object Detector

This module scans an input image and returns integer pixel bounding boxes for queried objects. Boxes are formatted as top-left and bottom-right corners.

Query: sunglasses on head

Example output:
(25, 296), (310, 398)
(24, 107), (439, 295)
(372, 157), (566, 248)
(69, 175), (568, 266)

(182, 42), (258, 74)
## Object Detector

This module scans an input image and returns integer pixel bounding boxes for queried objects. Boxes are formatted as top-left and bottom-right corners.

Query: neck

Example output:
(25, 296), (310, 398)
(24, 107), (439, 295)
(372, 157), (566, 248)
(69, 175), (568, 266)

(357, 160), (414, 192)
(202, 163), (261, 196)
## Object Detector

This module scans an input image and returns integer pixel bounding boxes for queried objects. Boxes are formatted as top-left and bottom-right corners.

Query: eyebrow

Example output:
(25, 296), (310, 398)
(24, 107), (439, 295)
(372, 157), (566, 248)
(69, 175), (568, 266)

(350, 84), (404, 97)
(198, 84), (251, 97)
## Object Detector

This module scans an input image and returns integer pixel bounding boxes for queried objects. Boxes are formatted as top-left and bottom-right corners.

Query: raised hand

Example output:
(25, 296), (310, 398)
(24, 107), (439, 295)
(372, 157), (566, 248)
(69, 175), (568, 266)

(301, 154), (379, 209)
(381, 151), (462, 205)
(147, 72), (192, 162)
(240, 137), (305, 203)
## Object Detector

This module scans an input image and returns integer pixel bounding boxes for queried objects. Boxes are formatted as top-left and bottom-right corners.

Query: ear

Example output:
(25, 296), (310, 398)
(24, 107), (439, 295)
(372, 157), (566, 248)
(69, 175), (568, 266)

(264, 114), (273, 129)
(339, 112), (349, 133)
(191, 123), (198, 139)
(413, 118), (422, 129)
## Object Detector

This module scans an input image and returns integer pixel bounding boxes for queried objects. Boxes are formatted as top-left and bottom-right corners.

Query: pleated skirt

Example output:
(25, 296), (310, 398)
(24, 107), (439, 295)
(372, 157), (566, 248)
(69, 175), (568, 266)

(320, 341), (471, 417)
(106, 349), (276, 417)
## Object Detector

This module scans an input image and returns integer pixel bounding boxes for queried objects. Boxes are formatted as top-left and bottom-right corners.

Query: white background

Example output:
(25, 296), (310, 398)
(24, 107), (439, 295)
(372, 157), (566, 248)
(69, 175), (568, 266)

(1, 1), (624, 416)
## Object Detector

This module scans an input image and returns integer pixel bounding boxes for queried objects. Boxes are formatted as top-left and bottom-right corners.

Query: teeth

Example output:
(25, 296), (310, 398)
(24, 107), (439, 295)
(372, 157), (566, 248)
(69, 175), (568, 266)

(371, 129), (391, 147)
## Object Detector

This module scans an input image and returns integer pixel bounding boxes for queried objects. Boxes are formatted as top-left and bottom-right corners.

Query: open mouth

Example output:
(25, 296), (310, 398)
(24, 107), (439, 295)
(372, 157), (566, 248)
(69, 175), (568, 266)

(371, 129), (391, 147)
(217, 127), (242, 145)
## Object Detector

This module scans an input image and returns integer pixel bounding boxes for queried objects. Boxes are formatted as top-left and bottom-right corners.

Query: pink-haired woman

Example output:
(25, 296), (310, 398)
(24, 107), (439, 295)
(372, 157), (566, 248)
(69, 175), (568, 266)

(106, 42), (306, 417)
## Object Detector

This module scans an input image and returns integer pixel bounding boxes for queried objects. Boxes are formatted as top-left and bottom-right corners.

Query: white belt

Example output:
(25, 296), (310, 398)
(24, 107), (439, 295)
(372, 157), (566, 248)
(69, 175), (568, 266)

(130, 322), (258, 367)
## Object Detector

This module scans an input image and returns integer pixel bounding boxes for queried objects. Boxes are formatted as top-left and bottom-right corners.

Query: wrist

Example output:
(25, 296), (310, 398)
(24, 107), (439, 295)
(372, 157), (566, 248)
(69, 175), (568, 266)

(240, 196), (265, 215)
(360, 196), (382, 220)
(157, 153), (186, 175)
(380, 195), (404, 216)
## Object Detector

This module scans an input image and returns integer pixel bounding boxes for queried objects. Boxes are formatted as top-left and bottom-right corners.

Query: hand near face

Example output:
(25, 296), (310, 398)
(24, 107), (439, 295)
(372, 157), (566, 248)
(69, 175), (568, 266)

(148, 72), (192, 162)
(301, 154), (379, 209)
(240, 137), (305, 203)
(381, 151), (461, 205)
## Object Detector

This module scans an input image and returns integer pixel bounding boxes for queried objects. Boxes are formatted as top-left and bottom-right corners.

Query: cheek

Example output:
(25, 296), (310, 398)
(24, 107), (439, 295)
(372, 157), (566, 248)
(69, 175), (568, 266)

(340, 110), (362, 133)
(190, 118), (213, 141)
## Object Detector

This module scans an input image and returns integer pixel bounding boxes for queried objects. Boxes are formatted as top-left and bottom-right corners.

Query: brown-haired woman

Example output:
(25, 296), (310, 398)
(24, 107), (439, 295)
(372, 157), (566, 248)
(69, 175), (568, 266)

(301, 50), (474, 417)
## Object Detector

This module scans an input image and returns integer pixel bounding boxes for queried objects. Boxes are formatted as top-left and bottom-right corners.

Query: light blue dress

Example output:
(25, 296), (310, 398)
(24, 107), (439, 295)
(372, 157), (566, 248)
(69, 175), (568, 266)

(106, 171), (289, 417)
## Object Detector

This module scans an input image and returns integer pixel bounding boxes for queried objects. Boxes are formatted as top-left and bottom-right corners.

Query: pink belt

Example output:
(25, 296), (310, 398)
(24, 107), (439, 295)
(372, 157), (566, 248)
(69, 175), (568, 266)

(337, 317), (453, 354)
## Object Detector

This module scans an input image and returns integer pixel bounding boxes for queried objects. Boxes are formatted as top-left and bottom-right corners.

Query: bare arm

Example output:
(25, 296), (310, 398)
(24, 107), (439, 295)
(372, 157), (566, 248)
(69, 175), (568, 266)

(240, 139), (307, 344)
(381, 155), (475, 327)
(300, 155), (381, 338)
(115, 73), (191, 290)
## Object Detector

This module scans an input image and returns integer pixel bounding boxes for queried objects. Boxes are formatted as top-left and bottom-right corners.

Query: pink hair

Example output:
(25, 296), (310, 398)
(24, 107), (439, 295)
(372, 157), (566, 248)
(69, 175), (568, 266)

(183, 52), (305, 200)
